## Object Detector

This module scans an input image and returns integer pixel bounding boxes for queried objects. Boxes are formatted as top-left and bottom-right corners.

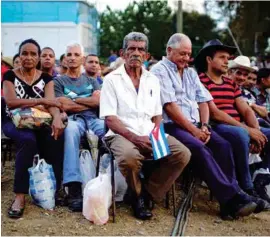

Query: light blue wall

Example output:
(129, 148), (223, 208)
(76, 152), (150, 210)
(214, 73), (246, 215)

(1, 1), (78, 23)
(1, 1), (99, 27)
(1, 0), (100, 54)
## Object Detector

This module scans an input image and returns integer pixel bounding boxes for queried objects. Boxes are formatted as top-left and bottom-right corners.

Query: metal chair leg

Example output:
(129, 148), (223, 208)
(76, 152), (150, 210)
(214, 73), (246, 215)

(110, 155), (116, 223)
(172, 182), (176, 217)
(96, 149), (101, 177)
(166, 191), (170, 209)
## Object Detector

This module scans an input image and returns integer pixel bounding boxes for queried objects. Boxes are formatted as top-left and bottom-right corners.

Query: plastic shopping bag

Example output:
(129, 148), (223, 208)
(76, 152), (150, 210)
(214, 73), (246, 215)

(80, 149), (96, 190)
(83, 173), (112, 225)
(100, 154), (128, 202)
(249, 153), (262, 165)
(28, 155), (56, 210)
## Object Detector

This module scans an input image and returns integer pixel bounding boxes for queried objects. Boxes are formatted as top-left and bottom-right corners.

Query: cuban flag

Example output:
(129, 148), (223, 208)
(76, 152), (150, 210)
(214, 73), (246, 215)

(149, 123), (171, 160)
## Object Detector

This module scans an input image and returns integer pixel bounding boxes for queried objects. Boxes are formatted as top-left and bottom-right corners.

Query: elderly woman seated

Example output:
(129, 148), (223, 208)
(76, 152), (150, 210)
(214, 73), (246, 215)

(2, 39), (66, 219)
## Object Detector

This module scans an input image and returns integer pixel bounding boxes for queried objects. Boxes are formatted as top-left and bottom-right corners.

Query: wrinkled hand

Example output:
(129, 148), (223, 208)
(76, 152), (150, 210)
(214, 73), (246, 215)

(51, 116), (66, 140)
(248, 127), (267, 150)
(249, 142), (261, 154)
(40, 98), (62, 109)
(192, 127), (210, 144)
(201, 125), (211, 144)
(131, 135), (152, 153)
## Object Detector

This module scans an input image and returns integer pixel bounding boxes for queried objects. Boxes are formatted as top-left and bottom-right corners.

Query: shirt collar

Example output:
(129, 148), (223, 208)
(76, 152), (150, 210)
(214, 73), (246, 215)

(115, 64), (149, 79)
(162, 56), (178, 71)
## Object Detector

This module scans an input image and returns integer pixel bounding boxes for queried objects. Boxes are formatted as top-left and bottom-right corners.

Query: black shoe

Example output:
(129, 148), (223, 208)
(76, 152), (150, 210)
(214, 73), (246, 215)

(65, 182), (83, 212)
(220, 191), (257, 220)
(254, 173), (270, 203)
(244, 188), (269, 213)
(8, 201), (25, 219)
(55, 189), (66, 207)
(132, 195), (153, 220)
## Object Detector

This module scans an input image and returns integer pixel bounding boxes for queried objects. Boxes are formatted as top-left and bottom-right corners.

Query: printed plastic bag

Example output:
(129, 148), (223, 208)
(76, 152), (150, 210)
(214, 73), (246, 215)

(28, 155), (56, 210)
(100, 154), (128, 202)
(83, 173), (112, 225)
(80, 149), (96, 190)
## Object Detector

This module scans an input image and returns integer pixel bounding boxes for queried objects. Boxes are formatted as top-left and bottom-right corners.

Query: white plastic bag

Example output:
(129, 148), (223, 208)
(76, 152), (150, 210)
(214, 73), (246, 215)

(249, 153), (262, 165)
(100, 154), (128, 202)
(83, 173), (112, 225)
(80, 149), (96, 190)
(28, 155), (56, 210)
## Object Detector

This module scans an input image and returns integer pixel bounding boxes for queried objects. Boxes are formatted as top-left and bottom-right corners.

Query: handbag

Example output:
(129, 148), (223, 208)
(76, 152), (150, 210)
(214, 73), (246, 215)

(10, 107), (52, 129)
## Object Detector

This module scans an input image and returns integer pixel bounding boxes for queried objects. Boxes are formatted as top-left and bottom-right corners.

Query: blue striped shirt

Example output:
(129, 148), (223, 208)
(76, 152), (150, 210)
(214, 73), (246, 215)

(150, 57), (212, 123)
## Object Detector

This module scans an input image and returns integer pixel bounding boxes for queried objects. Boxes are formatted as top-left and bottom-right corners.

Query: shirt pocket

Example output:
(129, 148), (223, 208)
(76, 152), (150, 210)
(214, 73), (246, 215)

(143, 88), (157, 117)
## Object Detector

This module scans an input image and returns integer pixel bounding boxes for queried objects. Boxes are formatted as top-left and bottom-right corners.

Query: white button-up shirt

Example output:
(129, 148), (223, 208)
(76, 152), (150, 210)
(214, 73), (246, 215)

(100, 64), (162, 136)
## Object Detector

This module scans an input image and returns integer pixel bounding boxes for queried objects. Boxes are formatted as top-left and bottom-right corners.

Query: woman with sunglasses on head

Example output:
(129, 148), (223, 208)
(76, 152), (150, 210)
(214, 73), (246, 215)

(2, 38), (66, 218)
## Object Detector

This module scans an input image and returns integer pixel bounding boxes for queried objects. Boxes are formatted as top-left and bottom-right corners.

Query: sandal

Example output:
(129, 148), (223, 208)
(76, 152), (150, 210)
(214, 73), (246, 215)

(8, 200), (25, 219)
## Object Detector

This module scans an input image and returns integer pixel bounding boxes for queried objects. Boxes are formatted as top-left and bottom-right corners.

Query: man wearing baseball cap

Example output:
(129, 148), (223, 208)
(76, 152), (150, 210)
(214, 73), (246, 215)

(195, 39), (270, 209)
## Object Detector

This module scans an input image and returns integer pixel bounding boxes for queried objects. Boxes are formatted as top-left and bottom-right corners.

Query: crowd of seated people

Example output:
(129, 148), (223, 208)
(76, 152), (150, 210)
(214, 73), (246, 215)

(1, 32), (270, 223)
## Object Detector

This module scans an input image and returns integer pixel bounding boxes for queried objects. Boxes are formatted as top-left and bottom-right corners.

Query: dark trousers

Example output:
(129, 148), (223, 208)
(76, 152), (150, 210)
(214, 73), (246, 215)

(165, 123), (240, 204)
(2, 119), (64, 194)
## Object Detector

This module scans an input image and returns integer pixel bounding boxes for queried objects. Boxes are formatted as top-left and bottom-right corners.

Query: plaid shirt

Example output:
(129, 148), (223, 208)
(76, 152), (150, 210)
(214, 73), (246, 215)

(252, 87), (270, 112)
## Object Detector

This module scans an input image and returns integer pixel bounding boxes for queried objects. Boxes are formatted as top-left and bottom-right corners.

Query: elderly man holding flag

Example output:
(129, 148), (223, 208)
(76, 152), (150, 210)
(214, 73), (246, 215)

(100, 32), (191, 220)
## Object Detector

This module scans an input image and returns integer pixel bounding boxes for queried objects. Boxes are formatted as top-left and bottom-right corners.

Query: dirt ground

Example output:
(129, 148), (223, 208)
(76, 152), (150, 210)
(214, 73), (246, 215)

(1, 161), (270, 236)
(185, 187), (270, 236)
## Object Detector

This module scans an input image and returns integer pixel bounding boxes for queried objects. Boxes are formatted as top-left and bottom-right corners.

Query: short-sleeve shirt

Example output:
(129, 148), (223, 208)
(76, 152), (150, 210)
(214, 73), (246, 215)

(252, 87), (270, 112)
(54, 74), (100, 117)
(3, 70), (52, 99)
(150, 57), (213, 124)
(100, 64), (162, 136)
(199, 73), (242, 121)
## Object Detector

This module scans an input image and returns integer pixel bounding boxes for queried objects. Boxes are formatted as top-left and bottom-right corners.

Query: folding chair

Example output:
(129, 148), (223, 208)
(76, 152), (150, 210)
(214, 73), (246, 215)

(95, 124), (177, 222)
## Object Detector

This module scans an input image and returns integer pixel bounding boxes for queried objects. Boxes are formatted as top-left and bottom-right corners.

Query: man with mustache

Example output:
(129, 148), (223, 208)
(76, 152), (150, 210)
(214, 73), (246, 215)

(151, 33), (261, 219)
(54, 42), (105, 212)
(100, 32), (191, 220)
(195, 39), (270, 208)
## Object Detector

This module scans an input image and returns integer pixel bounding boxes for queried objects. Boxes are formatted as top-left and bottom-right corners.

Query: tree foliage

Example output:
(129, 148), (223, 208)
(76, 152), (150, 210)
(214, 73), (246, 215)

(205, 1), (270, 55)
(100, 0), (218, 59)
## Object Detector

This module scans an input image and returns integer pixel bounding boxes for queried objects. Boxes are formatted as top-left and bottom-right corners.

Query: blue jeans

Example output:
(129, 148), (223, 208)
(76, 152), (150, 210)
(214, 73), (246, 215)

(63, 115), (105, 184)
(212, 124), (253, 190)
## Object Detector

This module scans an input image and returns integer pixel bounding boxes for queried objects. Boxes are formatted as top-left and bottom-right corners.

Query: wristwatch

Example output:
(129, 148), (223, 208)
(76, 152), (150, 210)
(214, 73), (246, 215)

(199, 122), (211, 130)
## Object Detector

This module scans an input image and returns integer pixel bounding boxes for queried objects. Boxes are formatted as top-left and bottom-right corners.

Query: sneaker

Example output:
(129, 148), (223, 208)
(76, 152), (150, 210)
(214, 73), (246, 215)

(254, 173), (270, 203)
(220, 191), (257, 220)
(65, 182), (83, 212)
(244, 188), (269, 213)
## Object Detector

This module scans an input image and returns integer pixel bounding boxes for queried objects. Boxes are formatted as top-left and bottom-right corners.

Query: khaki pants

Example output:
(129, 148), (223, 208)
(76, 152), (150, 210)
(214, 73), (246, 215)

(106, 135), (191, 202)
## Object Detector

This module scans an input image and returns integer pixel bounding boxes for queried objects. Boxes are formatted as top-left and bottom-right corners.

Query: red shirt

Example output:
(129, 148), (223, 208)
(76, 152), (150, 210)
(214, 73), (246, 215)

(199, 73), (242, 121)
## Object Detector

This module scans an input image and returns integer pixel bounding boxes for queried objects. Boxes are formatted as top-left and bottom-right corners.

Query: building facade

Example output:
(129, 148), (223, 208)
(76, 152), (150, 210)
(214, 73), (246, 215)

(1, 0), (99, 58)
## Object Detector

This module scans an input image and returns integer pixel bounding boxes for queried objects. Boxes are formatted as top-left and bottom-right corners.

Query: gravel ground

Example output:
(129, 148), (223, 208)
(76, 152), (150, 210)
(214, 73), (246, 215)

(2, 161), (270, 236)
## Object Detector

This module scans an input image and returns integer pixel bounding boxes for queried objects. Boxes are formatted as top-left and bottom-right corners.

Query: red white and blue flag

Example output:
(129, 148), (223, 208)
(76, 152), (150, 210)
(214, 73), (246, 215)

(149, 123), (171, 160)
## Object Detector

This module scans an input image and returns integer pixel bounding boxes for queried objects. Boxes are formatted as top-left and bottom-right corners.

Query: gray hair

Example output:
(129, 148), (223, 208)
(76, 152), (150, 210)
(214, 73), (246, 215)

(122, 32), (149, 51)
(65, 42), (84, 56)
(166, 33), (191, 52)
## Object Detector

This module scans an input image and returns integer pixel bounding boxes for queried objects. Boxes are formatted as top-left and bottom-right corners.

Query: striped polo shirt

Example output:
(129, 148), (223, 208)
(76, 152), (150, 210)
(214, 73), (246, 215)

(199, 73), (242, 121)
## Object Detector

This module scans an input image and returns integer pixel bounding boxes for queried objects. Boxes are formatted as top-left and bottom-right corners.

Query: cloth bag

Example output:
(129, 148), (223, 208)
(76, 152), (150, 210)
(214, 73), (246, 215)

(28, 155), (56, 210)
(79, 149), (96, 190)
(10, 107), (53, 129)
(83, 173), (112, 225)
